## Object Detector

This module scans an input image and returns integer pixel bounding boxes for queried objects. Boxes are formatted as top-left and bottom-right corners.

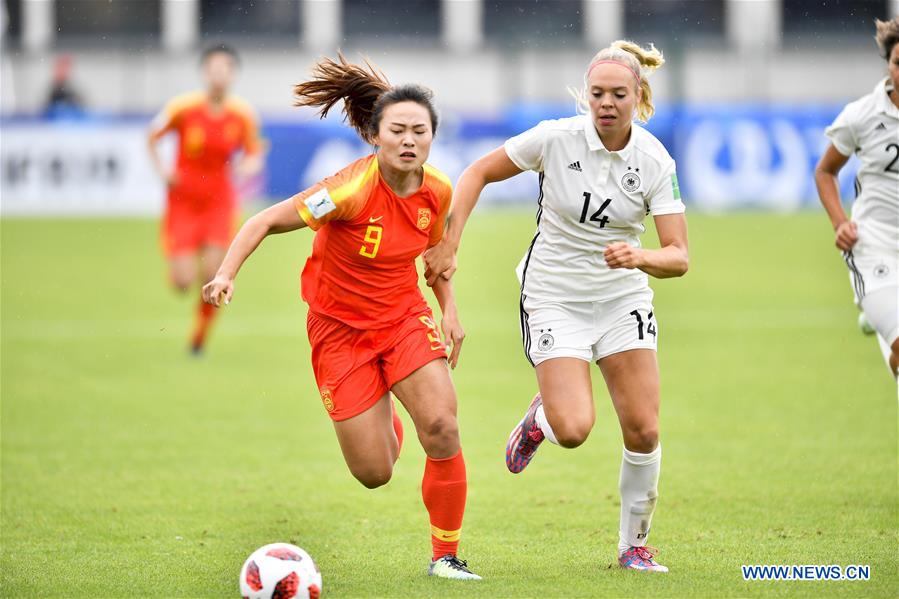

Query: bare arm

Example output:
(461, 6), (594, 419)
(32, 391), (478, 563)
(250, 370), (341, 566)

(444, 147), (524, 247)
(202, 198), (307, 306)
(430, 276), (465, 369)
(430, 273), (456, 315)
(423, 147), (523, 285)
(146, 131), (175, 186)
(235, 112), (267, 179)
(814, 144), (857, 251)
(604, 213), (689, 278)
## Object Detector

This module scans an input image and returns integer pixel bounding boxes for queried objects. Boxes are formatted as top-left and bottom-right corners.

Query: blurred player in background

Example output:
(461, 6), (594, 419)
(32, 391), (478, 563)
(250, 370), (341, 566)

(425, 41), (687, 572)
(147, 44), (264, 355)
(43, 54), (84, 118)
(202, 54), (480, 580)
(815, 17), (899, 379)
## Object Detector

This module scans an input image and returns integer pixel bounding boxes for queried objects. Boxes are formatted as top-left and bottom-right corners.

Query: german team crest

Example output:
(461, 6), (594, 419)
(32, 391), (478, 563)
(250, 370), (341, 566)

(537, 333), (554, 351)
(621, 170), (641, 192)
(417, 208), (431, 230)
(320, 388), (334, 413)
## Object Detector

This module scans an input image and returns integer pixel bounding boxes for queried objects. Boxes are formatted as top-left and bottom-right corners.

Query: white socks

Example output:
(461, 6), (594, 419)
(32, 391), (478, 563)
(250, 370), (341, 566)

(618, 444), (661, 556)
(534, 401), (663, 556)
(534, 404), (559, 445)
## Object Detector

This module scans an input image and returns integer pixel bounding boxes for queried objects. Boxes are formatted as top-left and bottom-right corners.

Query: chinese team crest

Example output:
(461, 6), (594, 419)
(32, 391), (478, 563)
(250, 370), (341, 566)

(417, 208), (431, 230)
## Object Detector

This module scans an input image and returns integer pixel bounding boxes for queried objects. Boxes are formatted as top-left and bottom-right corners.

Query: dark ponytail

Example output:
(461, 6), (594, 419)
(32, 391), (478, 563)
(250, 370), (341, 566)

(294, 52), (439, 144)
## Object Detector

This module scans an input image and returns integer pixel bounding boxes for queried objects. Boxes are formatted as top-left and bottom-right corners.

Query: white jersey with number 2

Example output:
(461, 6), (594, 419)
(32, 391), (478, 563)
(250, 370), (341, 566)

(505, 115), (685, 302)
(826, 78), (899, 252)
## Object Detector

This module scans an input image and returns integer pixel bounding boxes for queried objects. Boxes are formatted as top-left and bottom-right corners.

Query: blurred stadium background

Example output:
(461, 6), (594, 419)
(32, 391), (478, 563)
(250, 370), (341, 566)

(2, 1), (898, 597)
(1, 0), (896, 215)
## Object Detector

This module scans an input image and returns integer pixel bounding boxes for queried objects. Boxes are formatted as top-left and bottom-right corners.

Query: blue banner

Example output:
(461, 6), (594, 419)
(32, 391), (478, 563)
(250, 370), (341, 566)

(670, 105), (859, 211)
(1, 105), (861, 214)
(263, 104), (859, 210)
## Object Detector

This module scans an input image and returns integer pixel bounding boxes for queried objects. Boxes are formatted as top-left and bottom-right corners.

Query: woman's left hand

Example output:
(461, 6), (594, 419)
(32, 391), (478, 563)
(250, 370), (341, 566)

(440, 309), (465, 369)
(604, 242), (645, 270)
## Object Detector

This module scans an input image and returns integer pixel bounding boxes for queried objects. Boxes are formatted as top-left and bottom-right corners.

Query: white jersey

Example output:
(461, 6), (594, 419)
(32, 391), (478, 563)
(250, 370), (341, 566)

(505, 115), (685, 302)
(826, 78), (899, 252)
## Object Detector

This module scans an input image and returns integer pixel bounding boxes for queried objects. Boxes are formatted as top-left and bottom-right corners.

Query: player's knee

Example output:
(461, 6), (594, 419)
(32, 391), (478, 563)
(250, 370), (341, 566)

(351, 464), (393, 489)
(170, 273), (193, 293)
(623, 425), (659, 454)
(553, 416), (594, 448)
(418, 414), (460, 457)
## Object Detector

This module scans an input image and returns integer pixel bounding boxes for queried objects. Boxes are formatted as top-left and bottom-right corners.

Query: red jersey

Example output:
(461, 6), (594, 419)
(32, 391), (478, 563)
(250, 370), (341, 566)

(150, 91), (261, 203)
(292, 154), (452, 329)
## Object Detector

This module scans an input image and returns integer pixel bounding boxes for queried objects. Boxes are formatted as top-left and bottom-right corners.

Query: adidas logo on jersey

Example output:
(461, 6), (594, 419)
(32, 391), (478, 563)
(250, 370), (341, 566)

(876, 122), (887, 130)
(567, 161), (582, 172)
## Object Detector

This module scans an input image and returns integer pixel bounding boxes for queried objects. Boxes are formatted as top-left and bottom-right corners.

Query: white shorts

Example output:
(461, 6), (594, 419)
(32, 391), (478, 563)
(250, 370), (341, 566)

(520, 288), (658, 366)
(844, 245), (898, 344)
(843, 245), (897, 305)
(860, 287), (899, 345)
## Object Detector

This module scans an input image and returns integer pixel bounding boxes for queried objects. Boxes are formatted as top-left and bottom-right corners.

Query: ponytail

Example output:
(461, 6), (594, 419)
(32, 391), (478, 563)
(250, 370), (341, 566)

(294, 52), (440, 144)
(612, 40), (663, 122)
(294, 52), (391, 144)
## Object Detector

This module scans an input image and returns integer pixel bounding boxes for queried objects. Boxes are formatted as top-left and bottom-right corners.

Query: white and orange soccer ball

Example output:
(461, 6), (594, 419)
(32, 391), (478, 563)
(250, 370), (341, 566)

(239, 543), (322, 599)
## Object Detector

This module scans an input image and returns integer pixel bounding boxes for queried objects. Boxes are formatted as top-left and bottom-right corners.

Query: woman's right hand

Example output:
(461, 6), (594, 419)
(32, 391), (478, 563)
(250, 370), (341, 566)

(835, 221), (858, 251)
(423, 239), (458, 286)
(202, 274), (234, 307)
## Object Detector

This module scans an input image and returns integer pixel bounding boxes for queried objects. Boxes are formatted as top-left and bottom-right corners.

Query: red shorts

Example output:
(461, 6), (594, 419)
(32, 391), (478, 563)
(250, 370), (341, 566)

(307, 307), (448, 421)
(161, 185), (236, 258)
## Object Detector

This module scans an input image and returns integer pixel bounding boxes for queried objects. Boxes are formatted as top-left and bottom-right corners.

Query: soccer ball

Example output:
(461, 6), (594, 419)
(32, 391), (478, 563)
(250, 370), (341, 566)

(239, 543), (322, 599)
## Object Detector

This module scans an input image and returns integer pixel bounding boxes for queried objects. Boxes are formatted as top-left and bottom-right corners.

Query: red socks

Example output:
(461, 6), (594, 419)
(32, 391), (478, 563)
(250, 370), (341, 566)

(421, 450), (467, 560)
(191, 298), (218, 351)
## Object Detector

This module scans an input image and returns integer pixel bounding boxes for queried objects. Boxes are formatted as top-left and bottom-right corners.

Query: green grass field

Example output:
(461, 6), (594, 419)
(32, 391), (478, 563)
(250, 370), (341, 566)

(2, 211), (896, 598)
